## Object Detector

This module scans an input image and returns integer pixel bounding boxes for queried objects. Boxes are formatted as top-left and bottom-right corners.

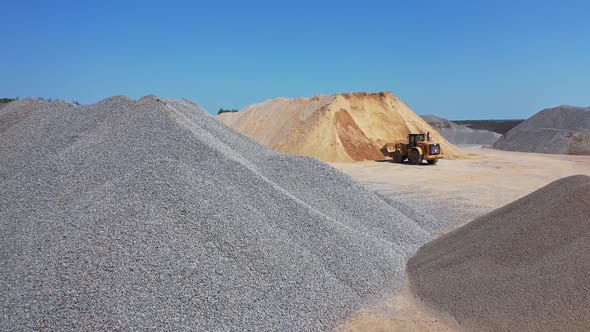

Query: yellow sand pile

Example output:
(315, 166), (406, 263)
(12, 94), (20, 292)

(219, 92), (466, 162)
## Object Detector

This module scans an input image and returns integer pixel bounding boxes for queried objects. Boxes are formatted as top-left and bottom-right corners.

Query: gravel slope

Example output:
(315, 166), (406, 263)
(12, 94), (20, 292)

(0, 96), (432, 331)
(494, 105), (590, 155)
(408, 175), (590, 331)
(421, 114), (501, 145)
(453, 119), (523, 135)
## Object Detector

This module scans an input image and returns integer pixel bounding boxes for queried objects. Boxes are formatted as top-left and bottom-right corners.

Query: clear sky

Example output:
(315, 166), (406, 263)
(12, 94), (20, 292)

(1, 0), (588, 119)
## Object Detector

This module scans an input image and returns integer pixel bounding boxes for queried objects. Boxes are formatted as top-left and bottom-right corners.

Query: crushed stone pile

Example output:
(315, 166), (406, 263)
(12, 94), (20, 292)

(421, 114), (501, 145)
(408, 175), (590, 331)
(0, 96), (433, 331)
(218, 92), (466, 162)
(494, 105), (590, 154)
(453, 119), (523, 135)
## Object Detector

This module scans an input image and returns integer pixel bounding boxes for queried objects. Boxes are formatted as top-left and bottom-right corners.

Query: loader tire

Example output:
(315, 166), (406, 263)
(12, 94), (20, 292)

(409, 150), (423, 165)
(427, 159), (438, 165)
(392, 150), (403, 163)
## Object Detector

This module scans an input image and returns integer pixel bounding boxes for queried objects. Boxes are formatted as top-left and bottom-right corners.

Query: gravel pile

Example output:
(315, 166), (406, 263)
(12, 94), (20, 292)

(408, 175), (590, 331)
(453, 119), (523, 135)
(421, 114), (501, 145)
(0, 96), (431, 331)
(494, 105), (590, 155)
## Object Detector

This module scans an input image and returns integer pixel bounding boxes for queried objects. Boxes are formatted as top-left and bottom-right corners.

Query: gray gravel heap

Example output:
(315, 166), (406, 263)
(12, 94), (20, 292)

(0, 96), (431, 331)
(408, 175), (590, 331)
(494, 105), (590, 154)
(421, 114), (501, 145)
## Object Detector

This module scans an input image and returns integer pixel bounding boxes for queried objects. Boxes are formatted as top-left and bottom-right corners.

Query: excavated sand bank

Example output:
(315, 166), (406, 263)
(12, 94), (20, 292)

(219, 92), (466, 162)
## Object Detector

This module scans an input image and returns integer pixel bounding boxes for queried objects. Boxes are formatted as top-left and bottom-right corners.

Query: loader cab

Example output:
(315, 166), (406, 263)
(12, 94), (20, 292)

(409, 133), (425, 148)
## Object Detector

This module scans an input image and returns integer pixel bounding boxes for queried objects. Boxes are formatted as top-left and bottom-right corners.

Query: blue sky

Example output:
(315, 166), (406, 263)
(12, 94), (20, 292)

(1, 0), (588, 119)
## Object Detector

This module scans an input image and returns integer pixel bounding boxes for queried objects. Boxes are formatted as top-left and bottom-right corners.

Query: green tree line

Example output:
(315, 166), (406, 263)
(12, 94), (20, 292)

(1, 97), (81, 105)
(0, 98), (16, 104)
(218, 108), (239, 115)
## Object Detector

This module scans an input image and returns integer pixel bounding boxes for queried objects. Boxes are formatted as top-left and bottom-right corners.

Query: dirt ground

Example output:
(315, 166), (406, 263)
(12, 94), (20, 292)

(333, 146), (590, 231)
(336, 283), (461, 332)
(331, 146), (590, 331)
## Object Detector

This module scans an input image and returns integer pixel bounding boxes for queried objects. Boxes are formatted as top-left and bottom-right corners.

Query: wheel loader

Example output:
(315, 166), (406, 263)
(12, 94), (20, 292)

(380, 132), (444, 165)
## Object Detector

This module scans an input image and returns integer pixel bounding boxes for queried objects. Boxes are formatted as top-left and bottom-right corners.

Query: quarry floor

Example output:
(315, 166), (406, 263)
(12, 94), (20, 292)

(331, 146), (590, 331)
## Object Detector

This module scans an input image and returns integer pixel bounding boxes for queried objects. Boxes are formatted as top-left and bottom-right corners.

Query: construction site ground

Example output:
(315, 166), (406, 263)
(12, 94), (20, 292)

(332, 146), (590, 331)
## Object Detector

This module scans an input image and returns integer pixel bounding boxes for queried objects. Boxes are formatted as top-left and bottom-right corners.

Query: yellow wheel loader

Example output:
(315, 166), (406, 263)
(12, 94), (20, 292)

(380, 133), (444, 165)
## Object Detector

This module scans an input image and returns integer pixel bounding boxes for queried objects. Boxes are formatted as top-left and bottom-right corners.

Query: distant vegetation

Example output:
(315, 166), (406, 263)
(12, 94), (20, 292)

(1, 97), (81, 105)
(0, 98), (16, 104)
(38, 97), (81, 105)
(218, 108), (239, 115)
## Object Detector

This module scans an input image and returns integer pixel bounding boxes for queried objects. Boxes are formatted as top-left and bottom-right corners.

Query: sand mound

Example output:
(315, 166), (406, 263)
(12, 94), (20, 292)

(218, 92), (466, 162)
(0, 96), (433, 331)
(422, 114), (501, 145)
(407, 175), (590, 331)
(494, 105), (590, 154)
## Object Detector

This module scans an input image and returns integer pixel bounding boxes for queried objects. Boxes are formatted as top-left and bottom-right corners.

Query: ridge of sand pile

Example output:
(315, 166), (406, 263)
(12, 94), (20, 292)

(218, 92), (466, 162)
(0, 96), (432, 331)
(407, 175), (590, 331)
(494, 105), (590, 155)
(421, 114), (501, 145)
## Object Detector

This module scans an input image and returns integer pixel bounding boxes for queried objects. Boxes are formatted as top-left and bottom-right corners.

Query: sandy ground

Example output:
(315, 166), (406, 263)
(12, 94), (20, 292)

(331, 146), (590, 331)
(333, 146), (590, 233)
(336, 283), (461, 332)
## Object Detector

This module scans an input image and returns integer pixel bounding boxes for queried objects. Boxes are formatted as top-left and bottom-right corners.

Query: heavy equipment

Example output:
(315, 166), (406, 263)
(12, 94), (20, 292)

(380, 132), (444, 165)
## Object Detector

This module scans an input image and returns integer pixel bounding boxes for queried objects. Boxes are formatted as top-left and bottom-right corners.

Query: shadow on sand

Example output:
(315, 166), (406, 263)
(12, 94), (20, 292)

(373, 159), (436, 166)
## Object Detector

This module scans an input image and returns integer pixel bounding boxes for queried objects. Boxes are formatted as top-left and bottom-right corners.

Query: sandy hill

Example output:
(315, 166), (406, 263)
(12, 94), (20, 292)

(219, 92), (466, 162)
(0, 96), (434, 331)
(421, 114), (501, 145)
(494, 105), (590, 155)
(408, 175), (590, 331)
